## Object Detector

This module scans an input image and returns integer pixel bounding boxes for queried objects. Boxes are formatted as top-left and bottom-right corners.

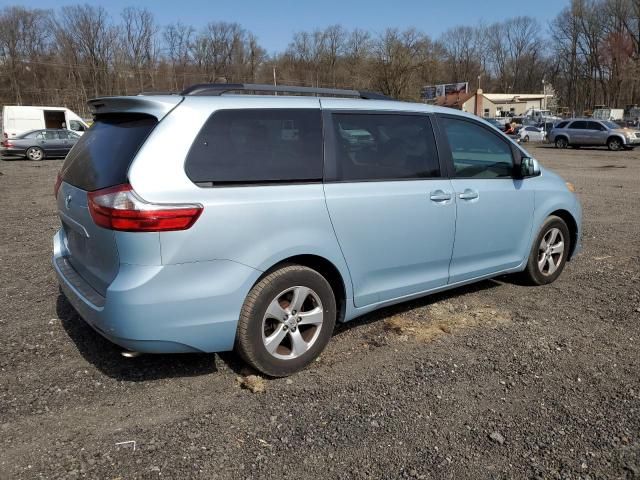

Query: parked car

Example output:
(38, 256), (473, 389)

(518, 126), (545, 142)
(53, 83), (582, 376)
(1, 129), (80, 160)
(2, 105), (89, 139)
(484, 118), (503, 130)
(548, 118), (640, 150)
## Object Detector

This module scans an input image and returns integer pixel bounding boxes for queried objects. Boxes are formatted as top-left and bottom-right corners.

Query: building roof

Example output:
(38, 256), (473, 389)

(484, 93), (553, 103)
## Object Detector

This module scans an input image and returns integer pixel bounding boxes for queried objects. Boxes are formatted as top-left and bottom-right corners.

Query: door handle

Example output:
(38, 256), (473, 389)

(458, 189), (479, 200)
(430, 190), (452, 202)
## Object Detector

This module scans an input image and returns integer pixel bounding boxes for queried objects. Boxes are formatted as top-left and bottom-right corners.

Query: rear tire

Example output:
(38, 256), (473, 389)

(236, 264), (337, 377)
(555, 137), (568, 149)
(26, 147), (44, 161)
(521, 216), (571, 286)
(523, 135), (530, 142)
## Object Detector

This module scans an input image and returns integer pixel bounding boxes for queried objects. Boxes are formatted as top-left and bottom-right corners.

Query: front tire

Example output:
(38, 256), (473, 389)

(522, 216), (571, 286)
(555, 137), (568, 149)
(236, 265), (337, 377)
(26, 146), (44, 161)
(607, 137), (623, 151)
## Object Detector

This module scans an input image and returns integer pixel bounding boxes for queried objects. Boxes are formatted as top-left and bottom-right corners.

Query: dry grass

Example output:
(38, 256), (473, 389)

(237, 375), (266, 393)
(384, 301), (512, 343)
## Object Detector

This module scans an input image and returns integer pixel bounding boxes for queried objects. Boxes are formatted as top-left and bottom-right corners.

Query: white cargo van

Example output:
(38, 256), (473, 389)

(2, 106), (90, 138)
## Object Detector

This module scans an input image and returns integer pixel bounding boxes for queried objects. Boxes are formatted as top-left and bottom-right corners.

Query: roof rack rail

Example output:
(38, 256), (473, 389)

(179, 83), (390, 100)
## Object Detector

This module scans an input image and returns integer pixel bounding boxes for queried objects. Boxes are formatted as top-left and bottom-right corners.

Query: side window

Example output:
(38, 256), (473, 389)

(36, 131), (45, 140)
(185, 109), (322, 185)
(570, 120), (587, 129)
(556, 121), (569, 129)
(588, 121), (605, 131)
(57, 130), (69, 139)
(440, 116), (514, 179)
(331, 113), (440, 181)
(44, 131), (57, 140)
(69, 120), (86, 132)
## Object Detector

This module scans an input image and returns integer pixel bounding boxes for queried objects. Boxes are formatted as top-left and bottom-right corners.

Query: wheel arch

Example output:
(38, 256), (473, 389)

(607, 134), (625, 146)
(257, 254), (348, 323)
(549, 209), (579, 260)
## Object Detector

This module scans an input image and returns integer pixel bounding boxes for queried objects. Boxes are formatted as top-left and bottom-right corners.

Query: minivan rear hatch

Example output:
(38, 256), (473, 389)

(57, 96), (181, 296)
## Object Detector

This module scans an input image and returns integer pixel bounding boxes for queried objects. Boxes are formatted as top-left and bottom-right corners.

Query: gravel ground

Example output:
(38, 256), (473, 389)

(0, 143), (639, 479)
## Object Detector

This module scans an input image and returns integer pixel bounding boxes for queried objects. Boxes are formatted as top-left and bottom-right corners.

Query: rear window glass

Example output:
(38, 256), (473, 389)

(185, 109), (323, 185)
(60, 113), (157, 191)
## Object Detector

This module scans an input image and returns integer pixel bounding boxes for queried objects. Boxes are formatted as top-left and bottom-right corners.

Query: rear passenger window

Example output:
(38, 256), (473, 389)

(185, 109), (323, 185)
(331, 113), (440, 181)
(570, 121), (587, 129)
(555, 121), (569, 129)
(440, 117), (514, 179)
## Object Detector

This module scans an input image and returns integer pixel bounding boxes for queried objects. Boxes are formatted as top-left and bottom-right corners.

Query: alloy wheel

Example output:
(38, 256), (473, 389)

(537, 227), (565, 276)
(261, 286), (324, 360)
(26, 147), (43, 161)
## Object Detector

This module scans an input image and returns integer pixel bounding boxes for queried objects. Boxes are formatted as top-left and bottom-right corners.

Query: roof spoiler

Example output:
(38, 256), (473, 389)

(87, 95), (183, 120)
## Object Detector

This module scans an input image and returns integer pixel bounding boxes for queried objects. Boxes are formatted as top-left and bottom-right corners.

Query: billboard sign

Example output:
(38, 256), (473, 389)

(421, 86), (437, 100)
(421, 82), (469, 99)
(444, 82), (468, 95)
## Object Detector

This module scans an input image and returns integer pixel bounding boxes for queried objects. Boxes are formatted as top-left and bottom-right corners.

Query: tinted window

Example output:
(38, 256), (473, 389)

(440, 117), (513, 179)
(41, 130), (57, 140)
(20, 131), (40, 139)
(61, 113), (157, 191)
(555, 121), (569, 129)
(570, 120), (588, 129)
(332, 113), (439, 181)
(57, 130), (69, 139)
(587, 121), (605, 131)
(185, 109), (322, 185)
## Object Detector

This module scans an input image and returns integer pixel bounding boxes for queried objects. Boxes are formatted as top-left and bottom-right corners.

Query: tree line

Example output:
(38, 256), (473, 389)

(0, 0), (639, 117)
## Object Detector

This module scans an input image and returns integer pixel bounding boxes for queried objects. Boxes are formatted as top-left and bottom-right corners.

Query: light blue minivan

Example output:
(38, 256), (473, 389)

(53, 84), (581, 376)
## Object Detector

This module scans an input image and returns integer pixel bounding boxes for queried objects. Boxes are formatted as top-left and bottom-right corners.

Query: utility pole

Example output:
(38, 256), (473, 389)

(273, 65), (277, 96)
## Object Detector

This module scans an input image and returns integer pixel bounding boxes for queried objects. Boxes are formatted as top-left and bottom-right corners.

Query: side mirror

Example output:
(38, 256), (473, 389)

(520, 156), (541, 178)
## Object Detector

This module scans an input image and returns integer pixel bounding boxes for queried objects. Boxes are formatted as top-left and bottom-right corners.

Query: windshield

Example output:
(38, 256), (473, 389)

(601, 121), (620, 129)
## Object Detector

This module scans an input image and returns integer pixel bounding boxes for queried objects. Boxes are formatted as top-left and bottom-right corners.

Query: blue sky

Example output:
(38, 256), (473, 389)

(6, 0), (569, 54)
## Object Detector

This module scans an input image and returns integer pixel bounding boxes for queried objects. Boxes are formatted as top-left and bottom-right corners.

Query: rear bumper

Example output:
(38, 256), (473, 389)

(53, 229), (261, 353)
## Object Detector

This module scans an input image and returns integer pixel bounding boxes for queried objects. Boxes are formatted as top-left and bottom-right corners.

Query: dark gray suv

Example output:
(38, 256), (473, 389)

(548, 119), (640, 151)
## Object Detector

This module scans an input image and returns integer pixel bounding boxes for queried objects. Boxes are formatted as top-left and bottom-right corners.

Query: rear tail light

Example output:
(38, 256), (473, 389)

(2, 140), (13, 147)
(54, 172), (62, 198)
(88, 184), (203, 232)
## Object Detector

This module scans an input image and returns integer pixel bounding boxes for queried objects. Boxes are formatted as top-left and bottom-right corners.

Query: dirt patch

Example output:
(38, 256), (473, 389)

(384, 301), (512, 342)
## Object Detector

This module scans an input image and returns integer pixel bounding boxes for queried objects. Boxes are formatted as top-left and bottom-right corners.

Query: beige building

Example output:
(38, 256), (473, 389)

(435, 89), (554, 118)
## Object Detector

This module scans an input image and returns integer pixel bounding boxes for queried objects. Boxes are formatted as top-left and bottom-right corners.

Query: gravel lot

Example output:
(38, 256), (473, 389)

(1, 143), (639, 479)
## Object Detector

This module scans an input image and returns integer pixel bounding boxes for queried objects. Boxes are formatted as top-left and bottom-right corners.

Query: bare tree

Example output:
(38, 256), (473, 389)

(0, 6), (50, 104)
(120, 7), (157, 92)
(164, 22), (194, 90)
